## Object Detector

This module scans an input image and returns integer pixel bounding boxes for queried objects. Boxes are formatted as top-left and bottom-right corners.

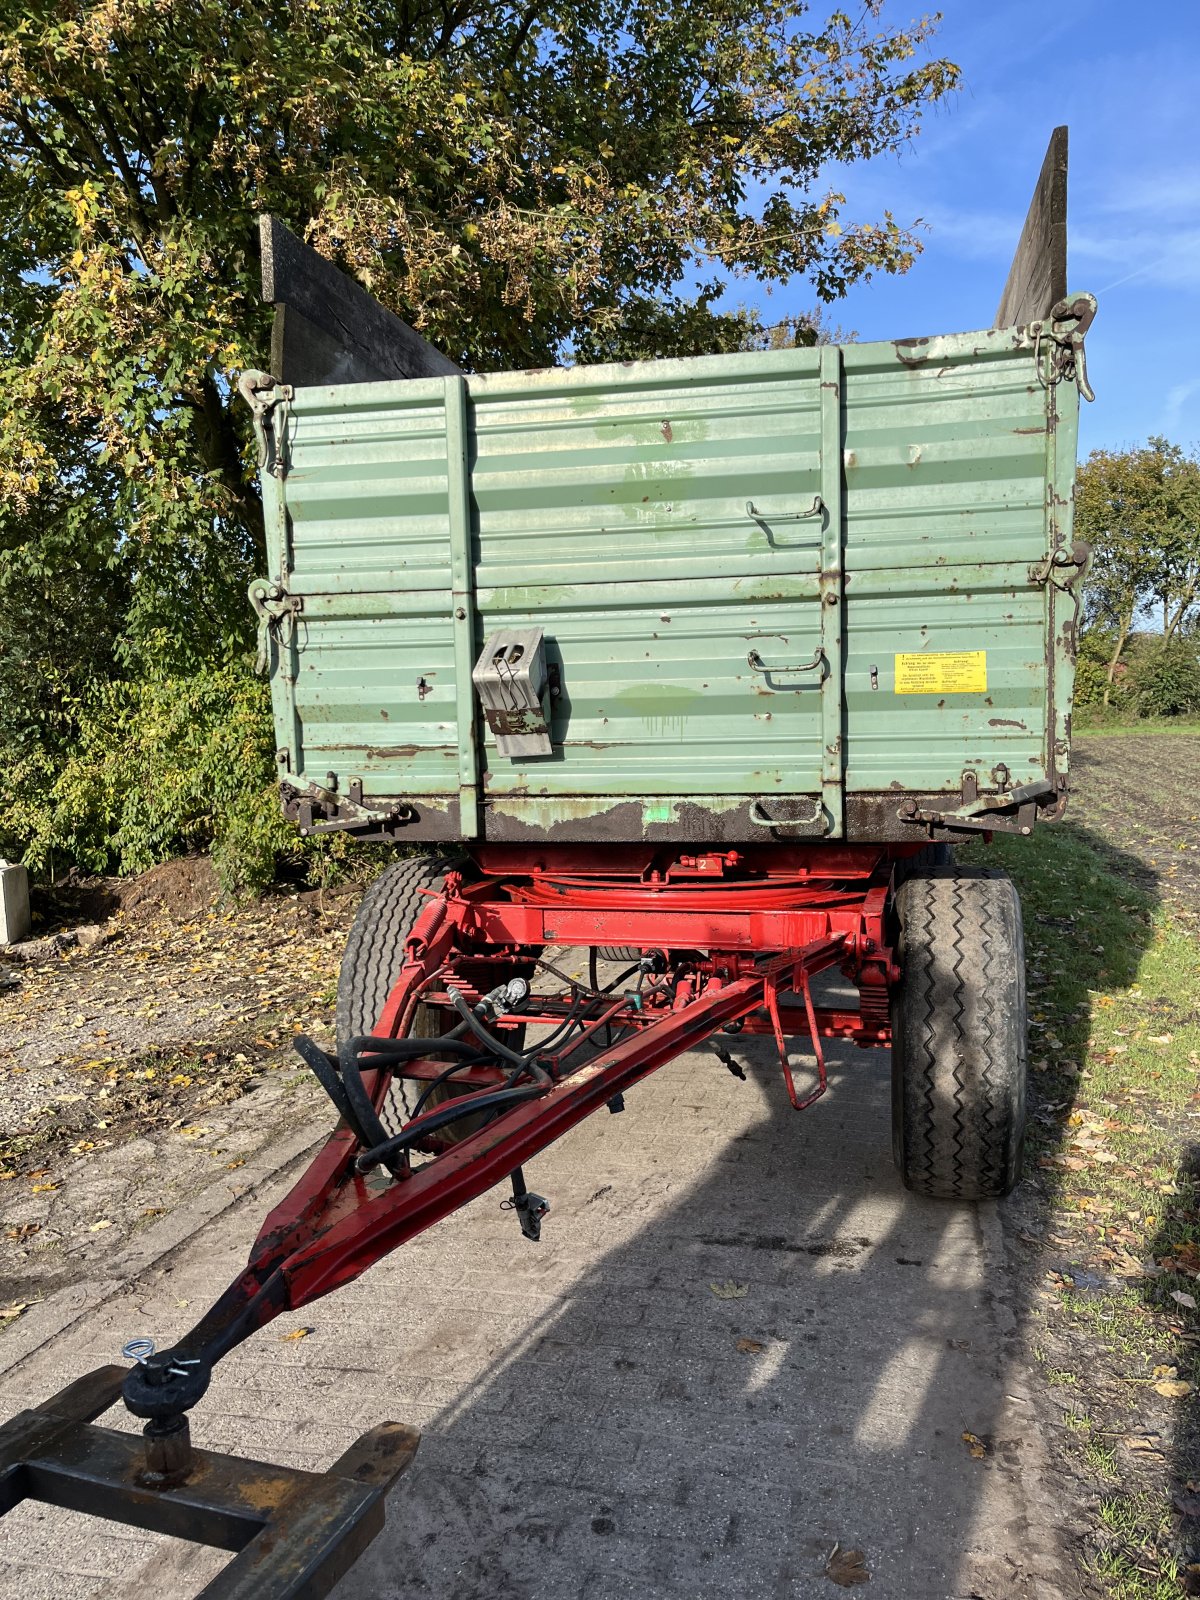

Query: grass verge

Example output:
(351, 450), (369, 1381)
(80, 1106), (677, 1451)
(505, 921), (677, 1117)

(1074, 710), (1200, 738)
(962, 824), (1200, 1597)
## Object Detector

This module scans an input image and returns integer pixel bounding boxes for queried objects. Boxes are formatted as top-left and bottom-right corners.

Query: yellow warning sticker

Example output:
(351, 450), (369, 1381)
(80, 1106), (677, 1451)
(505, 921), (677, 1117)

(894, 650), (987, 695)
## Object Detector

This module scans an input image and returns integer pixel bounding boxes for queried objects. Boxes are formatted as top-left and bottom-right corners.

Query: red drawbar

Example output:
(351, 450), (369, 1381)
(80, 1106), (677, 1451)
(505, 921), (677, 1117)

(148, 845), (904, 1375)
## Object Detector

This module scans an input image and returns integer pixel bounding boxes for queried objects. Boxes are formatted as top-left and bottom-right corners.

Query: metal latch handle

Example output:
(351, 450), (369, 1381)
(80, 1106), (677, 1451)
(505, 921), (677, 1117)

(746, 495), (824, 524)
(249, 578), (303, 676)
(748, 799), (827, 832)
(237, 370), (292, 474)
(747, 645), (826, 685)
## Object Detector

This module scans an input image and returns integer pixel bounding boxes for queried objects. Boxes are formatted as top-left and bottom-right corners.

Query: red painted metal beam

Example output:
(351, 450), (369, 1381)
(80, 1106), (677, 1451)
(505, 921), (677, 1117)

(133, 848), (902, 1390)
(269, 959), (804, 1308)
(465, 902), (867, 950)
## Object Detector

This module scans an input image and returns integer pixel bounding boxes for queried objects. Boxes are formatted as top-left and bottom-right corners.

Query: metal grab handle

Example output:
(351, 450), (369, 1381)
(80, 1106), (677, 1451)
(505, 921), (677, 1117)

(746, 495), (824, 524)
(747, 645), (825, 679)
(748, 799), (827, 831)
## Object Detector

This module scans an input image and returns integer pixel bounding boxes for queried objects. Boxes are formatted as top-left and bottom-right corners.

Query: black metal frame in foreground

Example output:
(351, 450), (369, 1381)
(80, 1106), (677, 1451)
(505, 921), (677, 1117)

(0, 1366), (419, 1599)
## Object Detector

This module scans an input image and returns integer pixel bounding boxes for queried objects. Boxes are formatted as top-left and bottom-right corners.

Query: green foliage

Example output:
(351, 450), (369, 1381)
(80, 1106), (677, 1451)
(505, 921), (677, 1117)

(1073, 628), (1129, 710)
(2, 666), (293, 898)
(1076, 438), (1200, 708)
(1125, 636), (1200, 720)
(0, 0), (959, 562)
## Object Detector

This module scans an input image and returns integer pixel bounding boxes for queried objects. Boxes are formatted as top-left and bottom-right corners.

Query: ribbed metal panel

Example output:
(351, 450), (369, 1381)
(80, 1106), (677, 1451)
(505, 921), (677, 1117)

(841, 335), (1051, 793)
(470, 357), (825, 796)
(264, 327), (1079, 839)
(282, 386), (458, 793)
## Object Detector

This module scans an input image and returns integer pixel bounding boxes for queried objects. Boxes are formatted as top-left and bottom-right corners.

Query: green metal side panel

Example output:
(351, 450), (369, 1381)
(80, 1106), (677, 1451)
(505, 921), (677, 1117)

(469, 352), (825, 799)
(840, 331), (1056, 794)
(275, 382), (464, 800)
(261, 321), (1083, 842)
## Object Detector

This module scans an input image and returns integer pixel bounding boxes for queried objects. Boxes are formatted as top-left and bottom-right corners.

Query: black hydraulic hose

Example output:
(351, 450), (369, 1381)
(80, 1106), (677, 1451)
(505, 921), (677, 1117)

(535, 956), (592, 992)
(355, 1083), (547, 1173)
(524, 987), (586, 1058)
(411, 1056), (494, 1119)
(341, 1034), (485, 1063)
(590, 947), (615, 1048)
(447, 987), (552, 1080)
(328, 962), (646, 1165)
(526, 961), (640, 1059)
(538, 956), (640, 998)
(338, 1034), (492, 1152)
(293, 1036), (368, 1141)
(600, 963), (642, 996)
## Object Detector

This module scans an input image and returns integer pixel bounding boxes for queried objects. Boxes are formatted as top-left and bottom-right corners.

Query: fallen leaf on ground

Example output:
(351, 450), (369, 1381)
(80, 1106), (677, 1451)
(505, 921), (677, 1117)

(1172, 1291), (1198, 1310)
(710, 1281), (748, 1300)
(88, 1219), (112, 1233)
(1175, 1488), (1200, 1517)
(1125, 1435), (1164, 1455)
(1111, 1253), (1154, 1279)
(825, 1546), (869, 1587)
(0, 1303), (28, 1321)
(1155, 1378), (1194, 1398)
(735, 1337), (764, 1354)
(279, 1327), (314, 1342)
(962, 1430), (989, 1459)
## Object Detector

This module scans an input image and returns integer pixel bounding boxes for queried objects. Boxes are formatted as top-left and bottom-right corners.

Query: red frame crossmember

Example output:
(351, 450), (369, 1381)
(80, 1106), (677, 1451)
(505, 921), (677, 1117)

(145, 845), (902, 1378)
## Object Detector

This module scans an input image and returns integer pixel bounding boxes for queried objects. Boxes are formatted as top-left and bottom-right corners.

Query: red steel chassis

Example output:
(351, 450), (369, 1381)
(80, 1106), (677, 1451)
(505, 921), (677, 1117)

(1, 842), (919, 1598)
(130, 842), (909, 1387)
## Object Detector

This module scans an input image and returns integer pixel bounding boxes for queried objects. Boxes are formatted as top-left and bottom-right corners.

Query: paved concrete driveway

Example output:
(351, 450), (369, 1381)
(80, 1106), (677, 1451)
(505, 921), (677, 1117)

(0, 984), (1066, 1600)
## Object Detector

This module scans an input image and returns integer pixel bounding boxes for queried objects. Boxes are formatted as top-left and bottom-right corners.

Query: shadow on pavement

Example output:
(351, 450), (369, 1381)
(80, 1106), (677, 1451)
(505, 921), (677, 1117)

(321, 988), (1061, 1598)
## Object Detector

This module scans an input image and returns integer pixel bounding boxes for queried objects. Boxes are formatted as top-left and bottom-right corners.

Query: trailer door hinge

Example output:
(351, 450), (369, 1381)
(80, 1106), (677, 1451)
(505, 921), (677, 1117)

(249, 579), (303, 675)
(237, 370), (293, 475)
(1032, 293), (1097, 402)
(1030, 539), (1090, 592)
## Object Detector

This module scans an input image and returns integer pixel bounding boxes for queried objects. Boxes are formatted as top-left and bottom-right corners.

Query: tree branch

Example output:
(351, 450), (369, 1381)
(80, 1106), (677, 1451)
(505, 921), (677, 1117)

(7, 107), (85, 188)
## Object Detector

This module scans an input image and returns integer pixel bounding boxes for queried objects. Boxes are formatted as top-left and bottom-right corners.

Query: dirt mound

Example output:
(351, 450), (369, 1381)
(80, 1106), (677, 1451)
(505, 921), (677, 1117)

(114, 855), (219, 919)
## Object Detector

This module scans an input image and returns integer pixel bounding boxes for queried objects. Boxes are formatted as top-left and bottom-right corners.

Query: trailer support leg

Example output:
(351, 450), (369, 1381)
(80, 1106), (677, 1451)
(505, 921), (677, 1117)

(0, 1366), (420, 1600)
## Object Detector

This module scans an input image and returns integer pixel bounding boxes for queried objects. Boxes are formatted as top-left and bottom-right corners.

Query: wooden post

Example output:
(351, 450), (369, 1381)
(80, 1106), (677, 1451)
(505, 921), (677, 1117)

(259, 216), (461, 386)
(995, 126), (1068, 328)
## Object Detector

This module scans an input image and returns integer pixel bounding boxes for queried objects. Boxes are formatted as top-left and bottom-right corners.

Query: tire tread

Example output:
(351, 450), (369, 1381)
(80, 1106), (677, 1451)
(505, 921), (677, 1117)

(336, 855), (455, 1048)
(892, 866), (1027, 1200)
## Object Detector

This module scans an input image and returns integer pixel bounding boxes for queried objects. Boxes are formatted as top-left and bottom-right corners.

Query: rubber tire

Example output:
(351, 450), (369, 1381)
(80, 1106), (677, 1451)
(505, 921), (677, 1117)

(890, 867), (1027, 1200)
(336, 854), (457, 1049)
(895, 842), (954, 884)
(596, 946), (641, 962)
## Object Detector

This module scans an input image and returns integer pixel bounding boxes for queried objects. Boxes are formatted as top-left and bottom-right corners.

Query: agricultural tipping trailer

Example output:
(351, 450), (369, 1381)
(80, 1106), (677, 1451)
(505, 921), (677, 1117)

(1, 127), (1095, 1593)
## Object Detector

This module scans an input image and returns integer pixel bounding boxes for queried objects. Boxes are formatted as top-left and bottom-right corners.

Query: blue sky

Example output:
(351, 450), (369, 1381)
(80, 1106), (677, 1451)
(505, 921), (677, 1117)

(746, 0), (1200, 460)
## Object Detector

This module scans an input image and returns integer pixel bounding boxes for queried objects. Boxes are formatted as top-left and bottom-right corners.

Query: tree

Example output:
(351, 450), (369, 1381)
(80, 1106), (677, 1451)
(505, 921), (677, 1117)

(1075, 438), (1200, 704)
(1, 0), (957, 662)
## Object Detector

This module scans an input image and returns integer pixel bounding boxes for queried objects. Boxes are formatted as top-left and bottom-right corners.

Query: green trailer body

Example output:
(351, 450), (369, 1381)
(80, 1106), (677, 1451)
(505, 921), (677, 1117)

(249, 299), (1093, 846)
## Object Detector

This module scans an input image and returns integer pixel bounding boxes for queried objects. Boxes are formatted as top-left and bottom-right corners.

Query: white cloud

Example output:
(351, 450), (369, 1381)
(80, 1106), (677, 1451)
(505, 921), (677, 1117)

(1074, 228), (1200, 294)
(1164, 381), (1200, 436)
